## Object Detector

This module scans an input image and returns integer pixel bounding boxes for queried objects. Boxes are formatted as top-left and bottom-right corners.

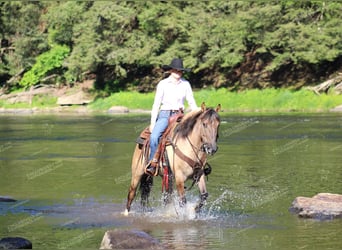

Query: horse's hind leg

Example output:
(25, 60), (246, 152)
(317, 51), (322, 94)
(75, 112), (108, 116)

(162, 154), (174, 205)
(140, 174), (153, 210)
(125, 174), (142, 215)
(124, 145), (145, 215)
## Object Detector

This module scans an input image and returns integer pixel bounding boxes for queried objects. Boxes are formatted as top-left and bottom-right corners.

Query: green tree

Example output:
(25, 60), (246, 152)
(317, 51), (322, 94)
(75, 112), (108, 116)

(1, 1), (342, 92)
(42, 1), (86, 47)
(19, 45), (70, 87)
(0, 2), (48, 87)
(262, 1), (342, 70)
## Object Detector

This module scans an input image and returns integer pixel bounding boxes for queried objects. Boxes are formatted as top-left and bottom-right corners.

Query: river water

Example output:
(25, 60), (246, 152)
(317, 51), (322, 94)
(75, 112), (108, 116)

(0, 113), (341, 249)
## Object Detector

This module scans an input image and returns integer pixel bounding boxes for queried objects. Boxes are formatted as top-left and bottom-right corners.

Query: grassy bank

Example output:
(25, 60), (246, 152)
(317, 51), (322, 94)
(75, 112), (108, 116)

(0, 95), (58, 109)
(1, 88), (341, 113)
(89, 88), (342, 112)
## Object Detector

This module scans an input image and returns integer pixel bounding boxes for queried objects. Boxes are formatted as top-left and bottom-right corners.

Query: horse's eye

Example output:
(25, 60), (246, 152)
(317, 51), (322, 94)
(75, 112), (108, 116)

(202, 122), (207, 128)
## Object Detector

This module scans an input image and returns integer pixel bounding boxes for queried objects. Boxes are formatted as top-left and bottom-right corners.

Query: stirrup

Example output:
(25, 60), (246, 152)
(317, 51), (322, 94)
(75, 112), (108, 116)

(145, 160), (158, 176)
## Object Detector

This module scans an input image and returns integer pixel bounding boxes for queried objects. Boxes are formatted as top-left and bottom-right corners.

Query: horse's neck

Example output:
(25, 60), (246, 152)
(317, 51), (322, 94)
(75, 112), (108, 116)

(188, 128), (202, 148)
(177, 122), (202, 155)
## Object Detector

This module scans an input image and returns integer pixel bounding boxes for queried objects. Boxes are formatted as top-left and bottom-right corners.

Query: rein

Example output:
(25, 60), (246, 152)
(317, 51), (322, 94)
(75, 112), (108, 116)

(171, 140), (206, 170)
(169, 134), (209, 190)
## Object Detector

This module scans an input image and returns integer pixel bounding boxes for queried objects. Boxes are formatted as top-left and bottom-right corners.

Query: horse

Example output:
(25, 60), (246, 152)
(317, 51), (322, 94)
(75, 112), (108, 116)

(124, 102), (221, 216)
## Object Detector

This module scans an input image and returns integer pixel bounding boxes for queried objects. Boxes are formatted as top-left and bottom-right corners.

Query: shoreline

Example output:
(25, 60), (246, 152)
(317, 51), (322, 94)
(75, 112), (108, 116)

(0, 105), (341, 116)
(0, 106), (152, 116)
(2, 86), (342, 115)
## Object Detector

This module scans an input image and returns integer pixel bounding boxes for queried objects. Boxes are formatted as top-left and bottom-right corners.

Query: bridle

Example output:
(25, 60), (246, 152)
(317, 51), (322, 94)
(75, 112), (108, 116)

(169, 109), (219, 186)
(170, 136), (206, 171)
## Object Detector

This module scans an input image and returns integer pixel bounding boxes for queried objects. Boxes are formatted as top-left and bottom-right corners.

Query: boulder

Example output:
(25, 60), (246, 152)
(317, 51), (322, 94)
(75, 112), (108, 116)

(0, 237), (32, 249)
(290, 193), (342, 219)
(57, 91), (93, 105)
(99, 229), (163, 249)
(330, 104), (342, 112)
(108, 106), (129, 114)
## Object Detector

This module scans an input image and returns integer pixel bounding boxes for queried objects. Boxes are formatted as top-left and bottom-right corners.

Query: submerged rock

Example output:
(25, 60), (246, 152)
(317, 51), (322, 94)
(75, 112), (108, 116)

(99, 229), (163, 249)
(290, 193), (342, 219)
(0, 196), (17, 202)
(0, 237), (32, 249)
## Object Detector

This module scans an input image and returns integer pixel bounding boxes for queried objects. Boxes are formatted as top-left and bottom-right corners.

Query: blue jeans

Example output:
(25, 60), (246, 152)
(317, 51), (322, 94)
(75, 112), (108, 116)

(149, 110), (172, 161)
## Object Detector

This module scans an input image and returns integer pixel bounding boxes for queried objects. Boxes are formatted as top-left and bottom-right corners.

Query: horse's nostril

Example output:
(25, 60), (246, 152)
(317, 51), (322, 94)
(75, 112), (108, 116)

(210, 146), (218, 155)
(202, 144), (218, 155)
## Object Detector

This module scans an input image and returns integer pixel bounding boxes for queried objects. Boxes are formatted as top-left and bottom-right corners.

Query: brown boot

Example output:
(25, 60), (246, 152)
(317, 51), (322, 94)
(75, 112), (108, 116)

(145, 159), (158, 176)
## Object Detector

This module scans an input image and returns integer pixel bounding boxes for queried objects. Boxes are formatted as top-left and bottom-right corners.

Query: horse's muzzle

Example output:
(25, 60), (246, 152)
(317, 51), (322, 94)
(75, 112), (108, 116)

(202, 143), (218, 155)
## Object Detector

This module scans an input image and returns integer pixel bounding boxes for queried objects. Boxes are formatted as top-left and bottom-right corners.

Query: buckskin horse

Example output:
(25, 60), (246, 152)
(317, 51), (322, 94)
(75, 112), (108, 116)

(124, 102), (221, 216)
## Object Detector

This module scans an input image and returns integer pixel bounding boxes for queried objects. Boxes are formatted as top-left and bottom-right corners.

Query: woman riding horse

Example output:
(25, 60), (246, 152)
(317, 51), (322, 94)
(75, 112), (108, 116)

(145, 58), (198, 176)
(124, 102), (221, 215)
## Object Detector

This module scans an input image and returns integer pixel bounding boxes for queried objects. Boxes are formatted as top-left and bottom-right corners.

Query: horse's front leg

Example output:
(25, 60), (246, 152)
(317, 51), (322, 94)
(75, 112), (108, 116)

(195, 174), (208, 212)
(175, 176), (187, 206)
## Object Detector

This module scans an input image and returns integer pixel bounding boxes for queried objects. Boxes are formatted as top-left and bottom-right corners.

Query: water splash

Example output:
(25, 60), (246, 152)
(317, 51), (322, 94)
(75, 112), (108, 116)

(207, 189), (230, 217)
(151, 201), (197, 221)
(128, 191), (230, 223)
(129, 194), (199, 222)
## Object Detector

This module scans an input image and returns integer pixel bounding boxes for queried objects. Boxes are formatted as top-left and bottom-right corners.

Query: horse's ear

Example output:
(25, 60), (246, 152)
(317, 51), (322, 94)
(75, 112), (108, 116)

(216, 104), (221, 112)
(201, 102), (206, 112)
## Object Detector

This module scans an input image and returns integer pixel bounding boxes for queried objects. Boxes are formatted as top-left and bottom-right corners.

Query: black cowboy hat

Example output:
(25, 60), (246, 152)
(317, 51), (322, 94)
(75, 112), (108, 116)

(162, 58), (191, 72)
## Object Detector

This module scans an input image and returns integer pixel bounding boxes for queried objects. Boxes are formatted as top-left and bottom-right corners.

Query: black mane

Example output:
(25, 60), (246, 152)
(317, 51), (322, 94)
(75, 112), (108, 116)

(176, 108), (220, 138)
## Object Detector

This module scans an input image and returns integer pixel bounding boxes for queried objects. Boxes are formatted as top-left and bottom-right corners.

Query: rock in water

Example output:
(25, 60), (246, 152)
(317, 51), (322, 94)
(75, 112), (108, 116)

(290, 193), (342, 219)
(0, 196), (17, 202)
(100, 229), (163, 249)
(0, 237), (32, 249)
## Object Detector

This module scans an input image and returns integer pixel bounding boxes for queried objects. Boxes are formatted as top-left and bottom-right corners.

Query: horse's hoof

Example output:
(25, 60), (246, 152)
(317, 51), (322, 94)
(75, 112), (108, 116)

(122, 209), (129, 216)
(194, 205), (202, 213)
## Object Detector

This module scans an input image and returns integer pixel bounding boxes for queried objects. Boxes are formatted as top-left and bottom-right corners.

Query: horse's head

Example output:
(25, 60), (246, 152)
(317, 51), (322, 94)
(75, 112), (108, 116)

(198, 102), (221, 155)
(177, 102), (221, 155)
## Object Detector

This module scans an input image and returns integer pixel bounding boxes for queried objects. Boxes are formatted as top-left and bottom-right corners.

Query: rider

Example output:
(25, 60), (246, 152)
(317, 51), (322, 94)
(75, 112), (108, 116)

(145, 58), (198, 176)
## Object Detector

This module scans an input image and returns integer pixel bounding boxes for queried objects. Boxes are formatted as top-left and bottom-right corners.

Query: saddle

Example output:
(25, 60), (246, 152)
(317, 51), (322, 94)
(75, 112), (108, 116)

(136, 111), (184, 167)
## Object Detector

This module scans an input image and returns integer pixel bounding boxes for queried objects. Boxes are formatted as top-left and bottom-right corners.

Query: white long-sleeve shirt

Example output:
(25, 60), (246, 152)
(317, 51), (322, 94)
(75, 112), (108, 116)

(150, 76), (197, 128)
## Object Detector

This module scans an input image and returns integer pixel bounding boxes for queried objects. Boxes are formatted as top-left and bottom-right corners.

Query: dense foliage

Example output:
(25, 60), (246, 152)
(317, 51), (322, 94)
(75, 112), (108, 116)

(19, 45), (70, 87)
(1, 1), (341, 92)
